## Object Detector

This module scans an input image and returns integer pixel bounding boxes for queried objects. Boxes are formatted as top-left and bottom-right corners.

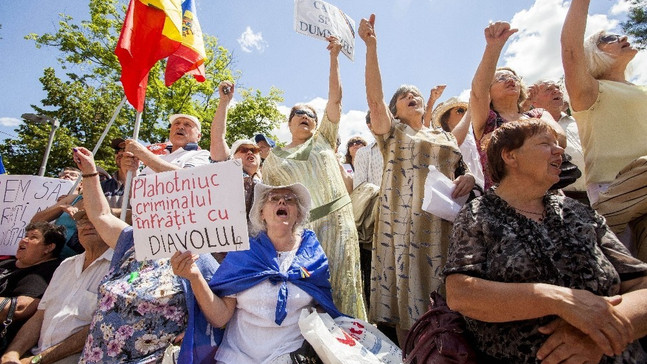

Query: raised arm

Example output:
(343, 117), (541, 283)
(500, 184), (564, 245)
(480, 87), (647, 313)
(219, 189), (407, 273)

(210, 81), (235, 161)
(325, 36), (342, 124)
(73, 147), (128, 249)
(451, 108), (471, 146)
(359, 14), (391, 136)
(30, 193), (79, 223)
(470, 22), (517, 140)
(561, 0), (598, 111)
(423, 85), (446, 128)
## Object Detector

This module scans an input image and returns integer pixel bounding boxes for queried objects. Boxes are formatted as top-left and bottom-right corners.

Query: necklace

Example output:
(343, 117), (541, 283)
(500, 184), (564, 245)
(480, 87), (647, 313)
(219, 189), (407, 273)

(513, 206), (546, 220)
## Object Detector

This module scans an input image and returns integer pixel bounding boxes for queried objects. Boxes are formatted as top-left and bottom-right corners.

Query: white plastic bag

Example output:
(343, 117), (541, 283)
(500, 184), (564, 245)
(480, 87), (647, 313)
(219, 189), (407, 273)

(298, 309), (402, 364)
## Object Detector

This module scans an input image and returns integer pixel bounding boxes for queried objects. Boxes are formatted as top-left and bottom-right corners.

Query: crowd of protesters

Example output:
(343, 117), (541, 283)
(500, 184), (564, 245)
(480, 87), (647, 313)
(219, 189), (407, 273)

(1, 0), (647, 362)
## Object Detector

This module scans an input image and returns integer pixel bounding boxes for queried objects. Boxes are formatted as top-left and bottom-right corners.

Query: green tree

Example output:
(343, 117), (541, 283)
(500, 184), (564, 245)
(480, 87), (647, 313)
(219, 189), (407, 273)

(622, 0), (647, 49)
(1, 0), (284, 176)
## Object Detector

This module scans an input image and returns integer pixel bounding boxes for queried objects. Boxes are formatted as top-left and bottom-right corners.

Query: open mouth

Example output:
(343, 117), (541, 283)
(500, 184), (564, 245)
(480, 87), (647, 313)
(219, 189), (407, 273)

(408, 100), (417, 107)
(276, 208), (288, 216)
(299, 120), (310, 127)
(550, 159), (562, 169)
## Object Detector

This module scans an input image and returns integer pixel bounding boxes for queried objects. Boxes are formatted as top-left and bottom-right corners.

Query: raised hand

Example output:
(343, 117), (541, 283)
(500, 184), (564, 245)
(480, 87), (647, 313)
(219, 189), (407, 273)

(326, 36), (342, 58)
(484, 21), (518, 48)
(359, 14), (376, 45)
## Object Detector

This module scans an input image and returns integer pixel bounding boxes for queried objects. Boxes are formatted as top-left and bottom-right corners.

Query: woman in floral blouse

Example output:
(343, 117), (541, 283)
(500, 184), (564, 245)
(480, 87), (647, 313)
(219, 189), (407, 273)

(72, 147), (218, 363)
(444, 120), (647, 363)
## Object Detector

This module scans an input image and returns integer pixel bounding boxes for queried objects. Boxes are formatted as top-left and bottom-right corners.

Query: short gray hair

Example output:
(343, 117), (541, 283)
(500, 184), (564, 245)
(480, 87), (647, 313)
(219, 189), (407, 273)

(248, 187), (310, 237)
(584, 31), (617, 79)
(388, 85), (423, 118)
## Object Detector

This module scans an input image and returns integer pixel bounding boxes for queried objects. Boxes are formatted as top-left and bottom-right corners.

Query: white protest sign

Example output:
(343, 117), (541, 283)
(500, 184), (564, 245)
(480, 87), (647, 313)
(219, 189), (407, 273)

(294, 0), (356, 61)
(131, 160), (250, 260)
(0, 175), (73, 255)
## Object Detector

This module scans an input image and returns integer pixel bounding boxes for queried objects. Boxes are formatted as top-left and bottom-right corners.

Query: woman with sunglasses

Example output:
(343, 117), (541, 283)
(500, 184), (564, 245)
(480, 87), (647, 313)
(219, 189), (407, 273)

(469, 21), (546, 189)
(562, 0), (647, 262)
(260, 36), (367, 320)
(359, 14), (475, 345)
(344, 136), (367, 172)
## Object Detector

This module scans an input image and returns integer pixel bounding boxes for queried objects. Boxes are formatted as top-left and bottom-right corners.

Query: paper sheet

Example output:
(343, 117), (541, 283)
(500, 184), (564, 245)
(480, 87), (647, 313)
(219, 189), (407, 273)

(422, 165), (469, 222)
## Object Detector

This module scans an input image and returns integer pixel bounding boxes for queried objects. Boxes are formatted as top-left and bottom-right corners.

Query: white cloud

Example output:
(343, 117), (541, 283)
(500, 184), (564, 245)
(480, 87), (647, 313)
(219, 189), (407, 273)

(237, 26), (268, 53)
(0, 117), (21, 127)
(502, 0), (632, 86)
(610, 0), (631, 15)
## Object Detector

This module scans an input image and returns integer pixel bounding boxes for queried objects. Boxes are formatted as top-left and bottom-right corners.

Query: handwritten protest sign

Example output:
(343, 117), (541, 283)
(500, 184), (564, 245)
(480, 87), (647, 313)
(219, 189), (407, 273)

(131, 160), (249, 260)
(294, 0), (356, 61)
(0, 175), (73, 255)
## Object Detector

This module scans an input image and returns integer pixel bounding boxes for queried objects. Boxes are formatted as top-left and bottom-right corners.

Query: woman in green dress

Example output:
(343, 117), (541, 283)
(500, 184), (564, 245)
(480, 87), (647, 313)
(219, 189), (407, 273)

(261, 36), (366, 320)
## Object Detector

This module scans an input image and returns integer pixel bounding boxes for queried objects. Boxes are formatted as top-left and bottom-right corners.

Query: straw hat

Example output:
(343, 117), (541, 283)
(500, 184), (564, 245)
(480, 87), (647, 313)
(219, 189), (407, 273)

(431, 97), (468, 129)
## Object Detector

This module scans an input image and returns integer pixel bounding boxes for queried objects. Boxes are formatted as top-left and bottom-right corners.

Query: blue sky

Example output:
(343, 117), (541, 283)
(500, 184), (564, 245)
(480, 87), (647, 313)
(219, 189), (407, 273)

(1, 0), (645, 154)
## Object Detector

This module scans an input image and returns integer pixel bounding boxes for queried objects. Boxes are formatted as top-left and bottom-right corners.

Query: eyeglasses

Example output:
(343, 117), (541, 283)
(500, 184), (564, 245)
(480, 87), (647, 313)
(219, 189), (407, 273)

(348, 140), (366, 148)
(267, 192), (299, 205)
(72, 210), (92, 226)
(493, 73), (521, 83)
(235, 146), (260, 154)
(598, 34), (623, 45)
(294, 109), (316, 119)
(455, 107), (466, 114)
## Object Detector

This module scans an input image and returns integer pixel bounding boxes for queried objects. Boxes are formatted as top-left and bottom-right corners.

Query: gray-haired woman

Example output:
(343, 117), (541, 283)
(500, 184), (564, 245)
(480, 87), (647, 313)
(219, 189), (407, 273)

(172, 182), (342, 363)
(562, 0), (647, 261)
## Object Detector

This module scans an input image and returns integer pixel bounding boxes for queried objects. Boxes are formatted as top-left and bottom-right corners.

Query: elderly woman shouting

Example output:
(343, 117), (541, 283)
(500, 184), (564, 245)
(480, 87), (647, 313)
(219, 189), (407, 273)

(444, 119), (647, 363)
(172, 182), (341, 363)
(71, 147), (219, 363)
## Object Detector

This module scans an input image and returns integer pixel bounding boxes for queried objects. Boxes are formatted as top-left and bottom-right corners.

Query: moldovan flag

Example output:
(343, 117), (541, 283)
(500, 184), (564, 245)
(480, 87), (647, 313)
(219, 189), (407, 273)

(115, 0), (183, 111)
(164, 0), (206, 86)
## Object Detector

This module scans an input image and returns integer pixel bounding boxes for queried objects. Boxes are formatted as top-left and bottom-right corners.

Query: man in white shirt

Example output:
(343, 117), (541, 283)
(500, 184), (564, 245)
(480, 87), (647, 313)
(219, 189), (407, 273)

(1, 207), (113, 364)
(127, 114), (210, 175)
(528, 80), (588, 204)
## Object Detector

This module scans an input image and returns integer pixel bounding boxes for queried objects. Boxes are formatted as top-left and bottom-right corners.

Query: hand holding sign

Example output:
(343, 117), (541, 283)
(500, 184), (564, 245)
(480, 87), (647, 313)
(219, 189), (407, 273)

(294, 0), (356, 61)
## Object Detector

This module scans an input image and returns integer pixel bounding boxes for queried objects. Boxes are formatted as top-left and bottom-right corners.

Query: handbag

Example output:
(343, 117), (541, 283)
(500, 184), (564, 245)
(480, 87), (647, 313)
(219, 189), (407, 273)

(298, 309), (402, 364)
(0, 297), (18, 353)
(402, 291), (477, 364)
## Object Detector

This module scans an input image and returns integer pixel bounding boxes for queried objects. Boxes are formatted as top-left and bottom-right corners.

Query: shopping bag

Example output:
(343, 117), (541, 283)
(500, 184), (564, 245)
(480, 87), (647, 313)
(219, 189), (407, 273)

(298, 308), (402, 364)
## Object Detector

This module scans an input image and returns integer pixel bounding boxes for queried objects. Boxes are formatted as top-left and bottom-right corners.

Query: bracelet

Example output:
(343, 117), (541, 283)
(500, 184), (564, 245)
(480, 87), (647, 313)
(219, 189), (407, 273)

(82, 172), (99, 178)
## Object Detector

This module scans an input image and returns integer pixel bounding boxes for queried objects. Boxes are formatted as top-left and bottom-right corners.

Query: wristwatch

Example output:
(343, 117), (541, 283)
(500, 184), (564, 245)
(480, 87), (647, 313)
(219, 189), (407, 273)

(31, 354), (42, 364)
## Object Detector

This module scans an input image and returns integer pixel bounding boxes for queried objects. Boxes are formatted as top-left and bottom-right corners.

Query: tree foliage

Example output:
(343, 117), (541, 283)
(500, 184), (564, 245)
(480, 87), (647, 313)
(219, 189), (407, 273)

(1, 0), (284, 176)
(622, 0), (647, 50)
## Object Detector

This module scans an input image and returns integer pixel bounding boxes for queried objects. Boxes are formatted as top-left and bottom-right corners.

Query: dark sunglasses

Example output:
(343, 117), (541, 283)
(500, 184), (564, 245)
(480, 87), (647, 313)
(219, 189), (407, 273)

(598, 34), (623, 45)
(294, 109), (316, 119)
(348, 140), (365, 147)
(455, 107), (466, 114)
(236, 146), (260, 154)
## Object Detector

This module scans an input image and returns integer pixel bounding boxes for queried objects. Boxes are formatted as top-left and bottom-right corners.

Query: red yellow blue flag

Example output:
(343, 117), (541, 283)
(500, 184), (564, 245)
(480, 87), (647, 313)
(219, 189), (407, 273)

(115, 0), (183, 111)
(164, 0), (207, 86)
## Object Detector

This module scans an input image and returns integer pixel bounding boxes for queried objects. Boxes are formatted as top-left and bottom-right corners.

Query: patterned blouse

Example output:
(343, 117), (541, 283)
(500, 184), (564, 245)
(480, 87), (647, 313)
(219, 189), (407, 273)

(444, 190), (647, 363)
(80, 227), (187, 363)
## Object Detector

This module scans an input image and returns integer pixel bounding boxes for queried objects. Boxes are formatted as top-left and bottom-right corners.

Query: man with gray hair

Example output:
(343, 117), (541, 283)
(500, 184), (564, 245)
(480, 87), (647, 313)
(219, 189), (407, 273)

(527, 80), (588, 204)
(125, 113), (210, 175)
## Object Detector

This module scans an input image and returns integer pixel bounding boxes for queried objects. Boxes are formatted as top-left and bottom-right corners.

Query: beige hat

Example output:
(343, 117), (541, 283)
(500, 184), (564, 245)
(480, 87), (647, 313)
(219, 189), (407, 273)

(169, 114), (201, 133)
(229, 139), (258, 158)
(248, 182), (312, 234)
(431, 97), (468, 129)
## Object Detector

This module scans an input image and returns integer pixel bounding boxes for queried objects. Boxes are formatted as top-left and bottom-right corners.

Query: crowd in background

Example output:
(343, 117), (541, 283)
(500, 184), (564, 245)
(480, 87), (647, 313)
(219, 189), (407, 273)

(1, 0), (647, 363)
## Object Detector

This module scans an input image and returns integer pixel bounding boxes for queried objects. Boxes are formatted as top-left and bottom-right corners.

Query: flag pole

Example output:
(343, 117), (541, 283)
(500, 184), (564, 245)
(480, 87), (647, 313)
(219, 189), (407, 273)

(119, 110), (142, 221)
(68, 95), (128, 194)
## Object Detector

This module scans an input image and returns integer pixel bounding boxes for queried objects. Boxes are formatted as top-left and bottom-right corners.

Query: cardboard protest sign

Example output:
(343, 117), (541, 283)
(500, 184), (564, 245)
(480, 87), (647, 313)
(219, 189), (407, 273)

(131, 160), (249, 260)
(294, 0), (356, 61)
(0, 175), (73, 255)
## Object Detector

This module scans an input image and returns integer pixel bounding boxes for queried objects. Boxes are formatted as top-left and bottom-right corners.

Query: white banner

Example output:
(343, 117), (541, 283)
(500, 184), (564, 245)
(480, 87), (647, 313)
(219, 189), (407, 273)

(0, 175), (73, 255)
(294, 0), (356, 61)
(131, 160), (250, 260)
